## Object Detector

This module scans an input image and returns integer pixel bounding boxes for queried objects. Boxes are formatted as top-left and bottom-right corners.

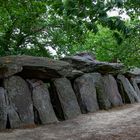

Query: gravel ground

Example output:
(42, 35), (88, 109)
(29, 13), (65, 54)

(0, 103), (140, 140)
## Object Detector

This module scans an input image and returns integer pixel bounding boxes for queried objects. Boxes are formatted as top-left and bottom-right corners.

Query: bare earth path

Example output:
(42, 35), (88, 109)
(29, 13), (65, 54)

(0, 103), (140, 140)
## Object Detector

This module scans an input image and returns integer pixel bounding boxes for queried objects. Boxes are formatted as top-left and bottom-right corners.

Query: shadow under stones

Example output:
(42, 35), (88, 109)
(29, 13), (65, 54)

(48, 82), (65, 121)
(117, 80), (131, 104)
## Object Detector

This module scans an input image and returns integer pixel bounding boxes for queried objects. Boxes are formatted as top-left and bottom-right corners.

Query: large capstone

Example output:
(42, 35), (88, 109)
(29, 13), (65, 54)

(0, 56), (82, 79)
(117, 75), (140, 103)
(103, 75), (123, 107)
(0, 87), (7, 129)
(74, 74), (99, 113)
(62, 55), (124, 74)
(27, 79), (58, 124)
(52, 78), (81, 119)
(4, 76), (34, 128)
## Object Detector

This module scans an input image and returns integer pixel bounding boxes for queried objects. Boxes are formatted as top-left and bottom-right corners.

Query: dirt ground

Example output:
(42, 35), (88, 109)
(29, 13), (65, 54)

(0, 103), (140, 140)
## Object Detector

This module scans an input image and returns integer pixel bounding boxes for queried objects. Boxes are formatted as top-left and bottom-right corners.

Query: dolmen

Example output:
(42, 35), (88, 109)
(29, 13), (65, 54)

(0, 53), (140, 130)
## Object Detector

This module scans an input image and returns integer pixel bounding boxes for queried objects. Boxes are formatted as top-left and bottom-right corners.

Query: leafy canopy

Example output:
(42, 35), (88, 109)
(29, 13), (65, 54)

(0, 0), (140, 67)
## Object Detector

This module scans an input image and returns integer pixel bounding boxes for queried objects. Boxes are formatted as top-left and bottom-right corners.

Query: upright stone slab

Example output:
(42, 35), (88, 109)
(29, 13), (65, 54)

(4, 76), (34, 128)
(131, 77), (140, 101)
(117, 75), (140, 103)
(27, 79), (58, 124)
(74, 74), (99, 113)
(91, 73), (111, 109)
(7, 105), (21, 128)
(103, 75), (123, 107)
(0, 87), (7, 129)
(53, 78), (81, 119)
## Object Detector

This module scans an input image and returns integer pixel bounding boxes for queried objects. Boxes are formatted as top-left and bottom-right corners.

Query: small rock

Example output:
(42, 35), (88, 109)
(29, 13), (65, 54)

(75, 52), (96, 61)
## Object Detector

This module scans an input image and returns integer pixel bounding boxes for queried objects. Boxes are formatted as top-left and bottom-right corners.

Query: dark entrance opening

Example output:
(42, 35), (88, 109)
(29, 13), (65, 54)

(138, 83), (140, 89)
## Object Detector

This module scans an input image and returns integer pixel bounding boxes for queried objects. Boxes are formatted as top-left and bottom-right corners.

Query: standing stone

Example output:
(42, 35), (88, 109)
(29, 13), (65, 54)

(27, 79), (58, 124)
(74, 74), (99, 113)
(131, 77), (140, 101)
(91, 73), (111, 109)
(103, 75), (123, 107)
(7, 105), (21, 128)
(53, 78), (81, 119)
(4, 76), (34, 128)
(117, 75), (140, 103)
(0, 87), (7, 129)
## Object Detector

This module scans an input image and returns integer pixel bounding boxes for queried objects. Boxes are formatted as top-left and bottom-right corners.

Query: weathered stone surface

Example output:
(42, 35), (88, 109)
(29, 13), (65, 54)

(74, 74), (99, 113)
(0, 87), (7, 129)
(53, 78), (81, 119)
(0, 55), (82, 79)
(67, 70), (84, 79)
(75, 52), (96, 61)
(117, 75), (140, 103)
(130, 77), (140, 100)
(0, 64), (23, 79)
(4, 76), (34, 128)
(62, 55), (124, 74)
(89, 73), (111, 109)
(27, 79), (58, 124)
(103, 75), (123, 107)
(7, 105), (21, 128)
(126, 68), (140, 76)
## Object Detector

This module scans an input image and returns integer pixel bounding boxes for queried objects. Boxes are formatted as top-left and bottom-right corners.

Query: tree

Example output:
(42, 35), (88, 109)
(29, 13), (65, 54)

(0, 0), (139, 68)
(46, 0), (129, 56)
(46, 0), (140, 67)
(0, 0), (51, 56)
(70, 25), (140, 67)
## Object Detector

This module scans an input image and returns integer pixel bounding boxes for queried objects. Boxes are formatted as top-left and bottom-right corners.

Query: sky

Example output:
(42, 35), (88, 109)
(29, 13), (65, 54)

(107, 8), (130, 20)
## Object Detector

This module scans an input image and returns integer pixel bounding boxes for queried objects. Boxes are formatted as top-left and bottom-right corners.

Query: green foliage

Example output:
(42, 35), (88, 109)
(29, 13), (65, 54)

(124, 0), (140, 19)
(0, 0), (50, 56)
(45, 0), (140, 67)
(120, 19), (140, 67)
(46, 0), (128, 46)
(0, 0), (139, 67)
(54, 22), (140, 67)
